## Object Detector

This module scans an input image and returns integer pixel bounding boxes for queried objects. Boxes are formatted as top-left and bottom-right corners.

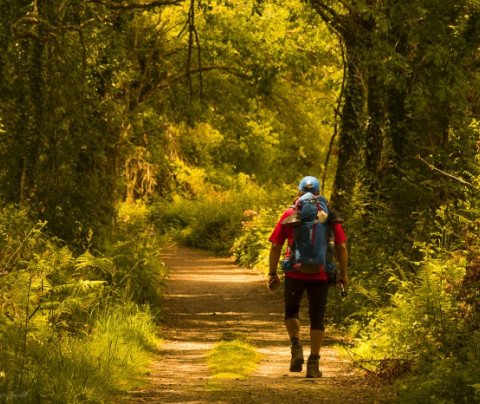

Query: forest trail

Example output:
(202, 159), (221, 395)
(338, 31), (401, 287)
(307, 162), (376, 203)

(127, 245), (389, 403)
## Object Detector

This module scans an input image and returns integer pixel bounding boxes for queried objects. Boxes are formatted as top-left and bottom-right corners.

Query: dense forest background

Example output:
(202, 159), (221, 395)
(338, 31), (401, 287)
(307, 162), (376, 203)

(1, 0), (480, 402)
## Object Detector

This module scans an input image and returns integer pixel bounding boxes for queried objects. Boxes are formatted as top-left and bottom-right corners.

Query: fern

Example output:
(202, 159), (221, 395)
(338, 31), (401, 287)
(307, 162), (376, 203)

(0, 203), (165, 400)
(75, 251), (115, 279)
(50, 279), (106, 296)
(76, 280), (107, 294)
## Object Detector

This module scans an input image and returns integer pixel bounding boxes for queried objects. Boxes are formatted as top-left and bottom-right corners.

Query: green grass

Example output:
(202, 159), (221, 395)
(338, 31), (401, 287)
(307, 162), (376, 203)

(0, 303), (161, 403)
(207, 339), (262, 380)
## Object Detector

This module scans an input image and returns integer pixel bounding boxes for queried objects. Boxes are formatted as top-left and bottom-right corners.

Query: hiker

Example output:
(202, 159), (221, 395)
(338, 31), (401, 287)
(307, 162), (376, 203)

(267, 175), (348, 378)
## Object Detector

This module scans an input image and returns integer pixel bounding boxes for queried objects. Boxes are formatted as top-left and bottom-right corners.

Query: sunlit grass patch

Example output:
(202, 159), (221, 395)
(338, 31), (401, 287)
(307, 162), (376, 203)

(207, 339), (262, 380)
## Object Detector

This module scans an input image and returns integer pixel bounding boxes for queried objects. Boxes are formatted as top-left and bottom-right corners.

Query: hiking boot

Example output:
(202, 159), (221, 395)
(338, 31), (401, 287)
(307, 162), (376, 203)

(306, 357), (322, 378)
(290, 345), (304, 372)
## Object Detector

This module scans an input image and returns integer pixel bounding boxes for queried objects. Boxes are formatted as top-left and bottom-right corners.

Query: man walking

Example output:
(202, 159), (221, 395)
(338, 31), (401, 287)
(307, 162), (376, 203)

(267, 176), (348, 378)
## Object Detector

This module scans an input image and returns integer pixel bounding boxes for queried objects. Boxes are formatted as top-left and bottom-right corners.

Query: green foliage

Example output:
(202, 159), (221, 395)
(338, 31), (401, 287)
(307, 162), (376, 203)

(151, 165), (283, 255)
(0, 303), (159, 403)
(353, 248), (460, 359)
(0, 0), (343, 250)
(396, 349), (480, 404)
(104, 202), (166, 308)
(0, 204), (163, 402)
(231, 207), (283, 272)
(95, 301), (160, 352)
(348, 225), (480, 402)
(0, 0), (121, 247)
(1, 0), (480, 401)
(192, 0), (342, 184)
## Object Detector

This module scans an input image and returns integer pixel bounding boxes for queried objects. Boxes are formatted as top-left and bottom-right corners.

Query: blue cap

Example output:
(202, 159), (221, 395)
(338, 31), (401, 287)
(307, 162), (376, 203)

(298, 176), (320, 194)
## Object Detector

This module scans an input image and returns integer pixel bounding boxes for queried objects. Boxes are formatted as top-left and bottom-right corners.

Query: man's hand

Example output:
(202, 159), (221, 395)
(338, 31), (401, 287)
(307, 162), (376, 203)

(267, 274), (281, 291)
(336, 272), (349, 287)
(334, 242), (348, 286)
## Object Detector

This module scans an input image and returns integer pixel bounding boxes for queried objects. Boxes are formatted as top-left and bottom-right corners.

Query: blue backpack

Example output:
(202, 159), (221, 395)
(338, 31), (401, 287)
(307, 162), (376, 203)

(281, 193), (335, 275)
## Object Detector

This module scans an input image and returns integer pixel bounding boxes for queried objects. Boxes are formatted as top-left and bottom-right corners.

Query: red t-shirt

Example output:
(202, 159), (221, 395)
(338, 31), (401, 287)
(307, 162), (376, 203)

(269, 206), (347, 280)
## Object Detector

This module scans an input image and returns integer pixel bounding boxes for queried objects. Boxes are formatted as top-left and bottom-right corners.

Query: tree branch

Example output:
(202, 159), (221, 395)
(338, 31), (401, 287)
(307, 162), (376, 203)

(90, 0), (182, 9)
(309, 0), (345, 33)
(13, 31), (57, 42)
(416, 155), (480, 192)
(336, 0), (354, 13)
(12, 15), (104, 41)
(161, 65), (248, 87)
(137, 64), (248, 103)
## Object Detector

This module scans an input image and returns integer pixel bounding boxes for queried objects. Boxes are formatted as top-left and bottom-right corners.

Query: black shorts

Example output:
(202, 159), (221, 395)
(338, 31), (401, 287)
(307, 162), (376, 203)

(284, 276), (329, 331)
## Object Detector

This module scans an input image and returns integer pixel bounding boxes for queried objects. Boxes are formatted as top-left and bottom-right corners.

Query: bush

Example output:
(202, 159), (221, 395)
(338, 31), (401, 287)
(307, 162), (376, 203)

(103, 202), (167, 308)
(0, 203), (164, 402)
(231, 207), (282, 272)
(150, 170), (283, 255)
(0, 303), (159, 403)
(349, 235), (480, 402)
(396, 351), (480, 404)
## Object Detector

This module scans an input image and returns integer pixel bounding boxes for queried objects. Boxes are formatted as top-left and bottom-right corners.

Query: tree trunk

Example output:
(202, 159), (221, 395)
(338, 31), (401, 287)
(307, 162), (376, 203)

(364, 71), (384, 187)
(362, 66), (385, 224)
(330, 39), (365, 217)
(22, 38), (45, 205)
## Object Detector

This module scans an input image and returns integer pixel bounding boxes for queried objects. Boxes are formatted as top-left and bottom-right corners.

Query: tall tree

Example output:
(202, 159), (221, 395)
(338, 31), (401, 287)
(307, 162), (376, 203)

(308, 0), (480, 233)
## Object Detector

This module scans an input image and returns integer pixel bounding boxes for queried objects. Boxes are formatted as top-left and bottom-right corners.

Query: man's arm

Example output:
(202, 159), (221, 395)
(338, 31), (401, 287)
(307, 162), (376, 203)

(269, 242), (283, 276)
(335, 242), (349, 286)
(267, 243), (283, 289)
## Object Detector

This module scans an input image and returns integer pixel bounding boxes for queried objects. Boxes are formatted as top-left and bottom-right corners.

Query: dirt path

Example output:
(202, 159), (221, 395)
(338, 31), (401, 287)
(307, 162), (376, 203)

(127, 245), (390, 403)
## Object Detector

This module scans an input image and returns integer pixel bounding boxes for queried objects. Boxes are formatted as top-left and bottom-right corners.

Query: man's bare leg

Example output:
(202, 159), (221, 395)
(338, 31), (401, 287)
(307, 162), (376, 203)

(285, 318), (300, 339)
(285, 320), (325, 354)
(310, 329), (325, 355)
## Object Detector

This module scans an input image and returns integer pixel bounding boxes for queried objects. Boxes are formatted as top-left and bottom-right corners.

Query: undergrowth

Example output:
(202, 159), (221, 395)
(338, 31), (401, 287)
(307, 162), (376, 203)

(348, 216), (480, 403)
(150, 166), (291, 256)
(0, 203), (164, 403)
